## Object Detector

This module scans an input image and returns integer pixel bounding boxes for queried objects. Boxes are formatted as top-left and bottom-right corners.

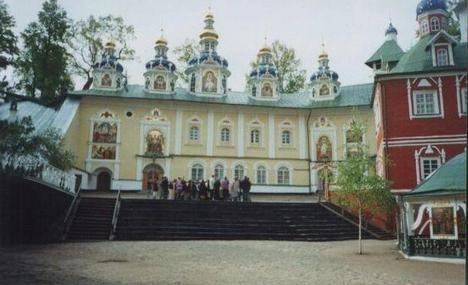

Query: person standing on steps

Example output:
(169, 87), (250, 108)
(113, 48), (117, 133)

(213, 177), (221, 200)
(161, 176), (169, 200)
(243, 176), (251, 202)
(199, 179), (208, 200)
(221, 177), (230, 201)
(168, 179), (176, 200)
(230, 177), (240, 202)
(208, 175), (215, 200)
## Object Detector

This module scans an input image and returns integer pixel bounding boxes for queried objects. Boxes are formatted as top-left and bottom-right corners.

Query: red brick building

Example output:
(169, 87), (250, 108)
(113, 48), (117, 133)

(368, 0), (467, 193)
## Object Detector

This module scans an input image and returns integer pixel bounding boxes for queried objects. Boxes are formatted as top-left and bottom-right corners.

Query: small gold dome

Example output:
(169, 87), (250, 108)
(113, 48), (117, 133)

(155, 35), (168, 46)
(199, 29), (219, 40)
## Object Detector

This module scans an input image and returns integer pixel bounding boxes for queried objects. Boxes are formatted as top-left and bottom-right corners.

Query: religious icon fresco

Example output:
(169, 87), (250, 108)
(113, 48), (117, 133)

(317, 136), (332, 161)
(319, 84), (330, 96)
(262, 83), (273, 97)
(93, 122), (118, 143)
(432, 207), (455, 236)
(154, 75), (166, 90)
(92, 145), (116, 160)
(202, 71), (217, 92)
(146, 130), (165, 155)
(101, 74), (112, 87)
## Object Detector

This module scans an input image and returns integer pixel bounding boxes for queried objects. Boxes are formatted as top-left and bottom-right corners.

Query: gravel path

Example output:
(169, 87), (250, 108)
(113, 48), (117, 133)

(0, 240), (464, 285)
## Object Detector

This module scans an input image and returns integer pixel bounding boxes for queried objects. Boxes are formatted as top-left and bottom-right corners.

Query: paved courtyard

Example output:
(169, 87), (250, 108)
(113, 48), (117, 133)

(0, 240), (464, 285)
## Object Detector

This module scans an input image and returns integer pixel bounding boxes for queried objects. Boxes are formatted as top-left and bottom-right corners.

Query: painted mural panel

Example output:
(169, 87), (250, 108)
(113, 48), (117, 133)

(146, 130), (165, 155)
(317, 136), (332, 161)
(92, 145), (116, 160)
(93, 122), (118, 143)
(202, 71), (217, 92)
(261, 83), (273, 97)
(432, 207), (455, 236)
(154, 75), (166, 90)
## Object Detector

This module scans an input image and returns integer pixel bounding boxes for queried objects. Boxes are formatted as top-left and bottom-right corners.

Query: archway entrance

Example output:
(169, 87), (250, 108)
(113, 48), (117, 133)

(96, 170), (111, 191)
(142, 164), (164, 192)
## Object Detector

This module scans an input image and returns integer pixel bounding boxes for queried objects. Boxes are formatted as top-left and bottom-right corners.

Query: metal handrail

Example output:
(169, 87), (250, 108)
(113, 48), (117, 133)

(110, 187), (122, 240)
(63, 183), (81, 224)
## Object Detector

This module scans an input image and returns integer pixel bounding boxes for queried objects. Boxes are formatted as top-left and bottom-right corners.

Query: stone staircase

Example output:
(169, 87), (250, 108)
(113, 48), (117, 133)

(115, 200), (373, 241)
(66, 197), (115, 241)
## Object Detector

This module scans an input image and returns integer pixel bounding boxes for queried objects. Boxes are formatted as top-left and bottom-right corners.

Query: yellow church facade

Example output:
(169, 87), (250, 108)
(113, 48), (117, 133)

(62, 12), (376, 193)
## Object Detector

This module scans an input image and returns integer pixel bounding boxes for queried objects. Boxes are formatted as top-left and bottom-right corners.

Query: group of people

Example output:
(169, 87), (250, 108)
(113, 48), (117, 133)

(148, 175), (252, 202)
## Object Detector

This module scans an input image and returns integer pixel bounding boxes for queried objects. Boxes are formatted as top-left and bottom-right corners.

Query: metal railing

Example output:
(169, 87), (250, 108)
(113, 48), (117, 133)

(110, 187), (122, 240)
(62, 184), (82, 240)
(408, 236), (466, 258)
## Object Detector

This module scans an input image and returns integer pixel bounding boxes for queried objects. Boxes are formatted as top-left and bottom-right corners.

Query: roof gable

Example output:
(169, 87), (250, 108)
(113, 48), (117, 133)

(365, 40), (405, 67)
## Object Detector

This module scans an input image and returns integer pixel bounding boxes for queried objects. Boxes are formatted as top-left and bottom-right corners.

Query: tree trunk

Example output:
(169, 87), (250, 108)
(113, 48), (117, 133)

(358, 206), (362, 255)
(82, 77), (93, 90)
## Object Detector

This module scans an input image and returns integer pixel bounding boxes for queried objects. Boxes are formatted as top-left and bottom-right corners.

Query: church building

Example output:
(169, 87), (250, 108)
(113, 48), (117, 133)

(62, 11), (376, 193)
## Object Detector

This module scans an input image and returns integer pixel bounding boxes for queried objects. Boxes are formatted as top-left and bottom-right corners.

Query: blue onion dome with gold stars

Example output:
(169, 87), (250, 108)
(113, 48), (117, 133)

(187, 10), (229, 68)
(416, 0), (447, 16)
(249, 43), (278, 78)
(145, 32), (176, 72)
(385, 22), (398, 36)
(310, 50), (339, 82)
(93, 41), (124, 73)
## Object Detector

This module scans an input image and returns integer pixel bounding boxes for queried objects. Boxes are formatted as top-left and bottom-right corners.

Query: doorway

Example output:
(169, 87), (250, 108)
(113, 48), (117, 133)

(142, 164), (164, 192)
(96, 170), (112, 191)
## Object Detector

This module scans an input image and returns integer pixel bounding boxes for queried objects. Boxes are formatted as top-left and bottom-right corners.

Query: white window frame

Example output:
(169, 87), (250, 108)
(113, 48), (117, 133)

(281, 130), (291, 145)
(189, 126), (199, 142)
(419, 157), (441, 180)
(214, 164), (225, 180)
(277, 166), (290, 185)
(412, 90), (441, 117)
(250, 129), (260, 145)
(220, 127), (230, 143)
(421, 20), (429, 35)
(430, 17), (440, 32)
(256, 166), (267, 184)
(234, 165), (244, 179)
(191, 163), (204, 181)
(436, 48), (449, 66)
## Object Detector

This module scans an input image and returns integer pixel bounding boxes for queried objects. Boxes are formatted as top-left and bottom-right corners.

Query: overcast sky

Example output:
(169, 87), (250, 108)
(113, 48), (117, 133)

(5, 0), (422, 91)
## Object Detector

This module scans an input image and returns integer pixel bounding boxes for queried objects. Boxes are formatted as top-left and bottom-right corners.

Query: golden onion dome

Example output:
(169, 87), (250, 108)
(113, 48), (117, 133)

(199, 29), (219, 40)
(155, 35), (168, 46)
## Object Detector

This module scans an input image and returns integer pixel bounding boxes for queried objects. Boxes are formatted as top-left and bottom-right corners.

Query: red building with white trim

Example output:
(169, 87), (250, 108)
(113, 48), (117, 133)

(368, 0), (467, 193)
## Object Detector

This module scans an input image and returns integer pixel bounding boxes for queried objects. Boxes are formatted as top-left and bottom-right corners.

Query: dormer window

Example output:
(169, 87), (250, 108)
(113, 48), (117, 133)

(436, 48), (449, 66)
(430, 17), (440, 32)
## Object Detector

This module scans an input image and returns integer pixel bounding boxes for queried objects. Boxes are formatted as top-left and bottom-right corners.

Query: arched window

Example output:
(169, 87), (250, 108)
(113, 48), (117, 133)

(250, 129), (260, 144)
(234, 165), (244, 179)
(436, 48), (449, 66)
(191, 163), (204, 181)
(430, 17), (440, 32)
(220, 127), (230, 142)
(252, 85), (257, 97)
(214, 164), (224, 180)
(222, 76), (227, 94)
(189, 126), (199, 141)
(277, 167), (290, 185)
(256, 166), (266, 184)
(421, 20), (429, 34)
(190, 74), (196, 92)
(145, 77), (150, 89)
(281, 130), (291, 145)
(101, 74), (112, 87)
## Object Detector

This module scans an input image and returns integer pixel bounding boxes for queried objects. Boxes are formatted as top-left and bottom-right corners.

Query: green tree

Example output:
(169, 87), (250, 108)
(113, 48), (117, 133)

(173, 39), (199, 85)
(68, 15), (136, 90)
(447, 9), (461, 37)
(0, 116), (75, 173)
(0, 0), (18, 93)
(16, 0), (73, 105)
(334, 120), (395, 254)
(249, 40), (306, 93)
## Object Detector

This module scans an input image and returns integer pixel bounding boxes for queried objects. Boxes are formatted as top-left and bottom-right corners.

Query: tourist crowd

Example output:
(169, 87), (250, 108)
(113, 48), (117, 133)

(148, 175), (252, 202)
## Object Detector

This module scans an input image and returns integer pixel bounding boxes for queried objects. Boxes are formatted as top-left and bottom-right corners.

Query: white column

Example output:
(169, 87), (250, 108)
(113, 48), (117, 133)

(438, 77), (445, 118)
(268, 114), (275, 158)
(237, 111), (244, 157)
(175, 109), (183, 155)
(298, 115), (306, 159)
(207, 111), (214, 156)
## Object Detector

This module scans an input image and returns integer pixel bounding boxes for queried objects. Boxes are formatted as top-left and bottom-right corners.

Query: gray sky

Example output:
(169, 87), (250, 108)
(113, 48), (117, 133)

(6, 0), (421, 91)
